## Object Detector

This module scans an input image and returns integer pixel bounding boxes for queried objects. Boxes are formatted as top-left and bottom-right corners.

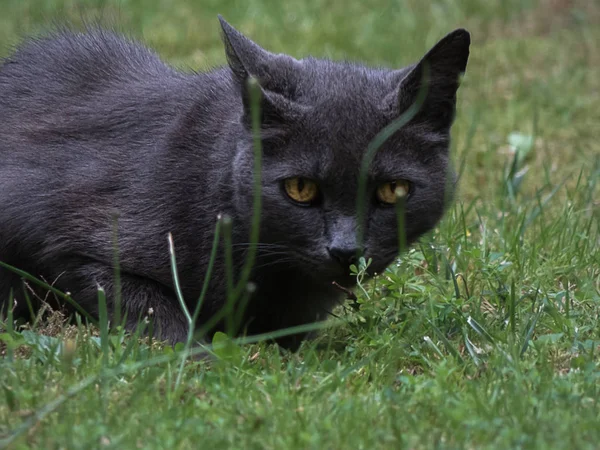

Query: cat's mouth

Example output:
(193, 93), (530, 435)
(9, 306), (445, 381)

(320, 266), (360, 289)
(293, 258), (359, 288)
(331, 280), (358, 300)
(331, 273), (358, 287)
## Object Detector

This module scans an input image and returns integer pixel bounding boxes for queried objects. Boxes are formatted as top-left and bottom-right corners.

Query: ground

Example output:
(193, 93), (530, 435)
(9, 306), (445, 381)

(1, 0), (599, 448)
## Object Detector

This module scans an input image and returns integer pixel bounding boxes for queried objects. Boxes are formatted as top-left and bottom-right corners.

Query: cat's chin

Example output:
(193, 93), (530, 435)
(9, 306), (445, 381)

(330, 273), (358, 287)
(295, 254), (395, 290)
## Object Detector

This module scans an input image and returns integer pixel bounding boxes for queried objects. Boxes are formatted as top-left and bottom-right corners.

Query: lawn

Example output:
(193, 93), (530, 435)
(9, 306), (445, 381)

(1, 0), (599, 448)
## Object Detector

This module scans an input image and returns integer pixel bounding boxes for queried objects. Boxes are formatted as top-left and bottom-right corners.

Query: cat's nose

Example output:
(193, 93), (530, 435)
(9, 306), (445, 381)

(327, 246), (360, 268)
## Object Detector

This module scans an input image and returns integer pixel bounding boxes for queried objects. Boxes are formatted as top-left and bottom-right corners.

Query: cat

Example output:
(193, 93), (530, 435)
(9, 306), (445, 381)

(0, 16), (470, 349)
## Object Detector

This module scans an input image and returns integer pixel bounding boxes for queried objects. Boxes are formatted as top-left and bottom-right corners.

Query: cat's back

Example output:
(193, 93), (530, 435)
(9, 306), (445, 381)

(0, 28), (196, 141)
(0, 28), (205, 164)
(0, 29), (200, 246)
(0, 28), (177, 99)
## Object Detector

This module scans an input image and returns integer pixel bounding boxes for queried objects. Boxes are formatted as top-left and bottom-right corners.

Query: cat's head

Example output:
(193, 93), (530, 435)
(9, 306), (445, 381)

(219, 16), (469, 285)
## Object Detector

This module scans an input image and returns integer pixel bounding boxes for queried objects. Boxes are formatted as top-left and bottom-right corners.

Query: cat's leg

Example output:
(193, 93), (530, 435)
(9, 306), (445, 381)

(244, 278), (341, 351)
(52, 260), (190, 345)
(118, 273), (191, 345)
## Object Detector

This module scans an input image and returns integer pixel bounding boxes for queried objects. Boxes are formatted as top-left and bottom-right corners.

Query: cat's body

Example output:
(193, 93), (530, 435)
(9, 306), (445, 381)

(0, 18), (469, 347)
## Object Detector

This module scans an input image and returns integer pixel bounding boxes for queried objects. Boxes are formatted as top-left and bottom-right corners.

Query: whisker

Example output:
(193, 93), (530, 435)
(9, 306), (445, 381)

(250, 258), (299, 271)
(231, 242), (288, 247)
(232, 249), (291, 257)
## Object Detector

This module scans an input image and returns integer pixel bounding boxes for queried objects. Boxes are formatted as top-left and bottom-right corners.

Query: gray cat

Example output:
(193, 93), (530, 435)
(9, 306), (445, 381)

(0, 17), (469, 348)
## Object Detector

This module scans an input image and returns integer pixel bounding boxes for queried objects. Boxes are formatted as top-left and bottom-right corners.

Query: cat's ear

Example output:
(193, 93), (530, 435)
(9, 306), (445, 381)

(392, 29), (470, 132)
(218, 16), (305, 134)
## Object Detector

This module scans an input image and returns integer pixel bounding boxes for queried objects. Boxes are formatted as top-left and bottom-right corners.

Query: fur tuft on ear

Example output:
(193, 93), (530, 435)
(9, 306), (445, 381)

(393, 29), (470, 132)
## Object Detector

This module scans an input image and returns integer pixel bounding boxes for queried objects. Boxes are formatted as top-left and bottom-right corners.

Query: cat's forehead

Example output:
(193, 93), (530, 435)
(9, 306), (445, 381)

(289, 60), (398, 154)
(286, 113), (423, 182)
(297, 58), (400, 101)
(263, 56), (444, 181)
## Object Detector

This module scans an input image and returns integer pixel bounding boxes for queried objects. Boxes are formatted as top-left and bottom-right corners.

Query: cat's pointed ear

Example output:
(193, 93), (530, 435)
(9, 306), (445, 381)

(218, 16), (305, 135)
(392, 29), (470, 132)
(218, 15), (271, 82)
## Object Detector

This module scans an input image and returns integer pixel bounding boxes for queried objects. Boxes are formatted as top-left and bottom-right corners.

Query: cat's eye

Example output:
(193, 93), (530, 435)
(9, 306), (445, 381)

(376, 180), (411, 205)
(283, 177), (319, 205)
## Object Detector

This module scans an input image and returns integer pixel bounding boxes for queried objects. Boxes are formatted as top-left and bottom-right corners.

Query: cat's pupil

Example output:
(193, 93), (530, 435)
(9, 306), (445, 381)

(297, 178), (305, 192)
(389, 181), (396, 193)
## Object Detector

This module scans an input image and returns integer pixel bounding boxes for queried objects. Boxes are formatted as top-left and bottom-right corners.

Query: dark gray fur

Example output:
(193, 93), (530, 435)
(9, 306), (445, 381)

(0, 17), (469, 348)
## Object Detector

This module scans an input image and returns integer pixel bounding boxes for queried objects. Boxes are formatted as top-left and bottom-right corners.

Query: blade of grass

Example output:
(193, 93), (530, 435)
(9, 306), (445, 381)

(356, 65), (429, 250)
(0, 261), (96, 324)
(167, 232), (194, 391)
(232, 76), (263, 301)
(97, 286), (109, 369)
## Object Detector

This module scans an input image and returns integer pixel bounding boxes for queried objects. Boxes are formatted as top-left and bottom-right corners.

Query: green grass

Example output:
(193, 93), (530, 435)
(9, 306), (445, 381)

(1, 0), (600, 448)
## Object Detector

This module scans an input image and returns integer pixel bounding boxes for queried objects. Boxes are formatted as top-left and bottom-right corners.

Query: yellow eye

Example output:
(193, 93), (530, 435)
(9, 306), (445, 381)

(376, 180), (411, 205)
(284, 177), (319, 204)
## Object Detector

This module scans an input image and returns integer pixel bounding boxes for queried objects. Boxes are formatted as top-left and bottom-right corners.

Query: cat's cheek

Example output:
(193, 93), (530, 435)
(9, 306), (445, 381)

(256, 196), (326, 257)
